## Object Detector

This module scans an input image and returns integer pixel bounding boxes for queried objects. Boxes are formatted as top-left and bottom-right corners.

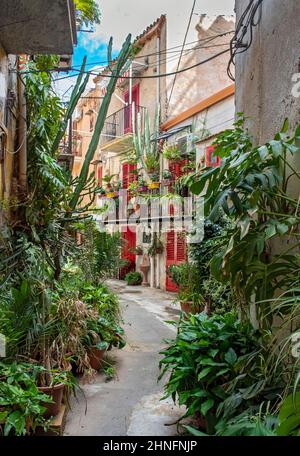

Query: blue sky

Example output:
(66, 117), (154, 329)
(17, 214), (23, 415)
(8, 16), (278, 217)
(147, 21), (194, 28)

(54, 0), (235, 98)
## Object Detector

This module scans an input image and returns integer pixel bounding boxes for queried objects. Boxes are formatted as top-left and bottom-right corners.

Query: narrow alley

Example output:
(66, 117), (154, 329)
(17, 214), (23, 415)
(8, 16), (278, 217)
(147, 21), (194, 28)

(64, 282), (184, 436)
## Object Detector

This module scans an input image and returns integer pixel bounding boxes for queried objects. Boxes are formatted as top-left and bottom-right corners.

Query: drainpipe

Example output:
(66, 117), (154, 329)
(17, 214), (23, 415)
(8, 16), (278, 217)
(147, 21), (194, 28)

(129, 63), (133, 105)
(156, 35), (162, 289)
(156, 36), (160, 109)
(17, 62), (27, 196)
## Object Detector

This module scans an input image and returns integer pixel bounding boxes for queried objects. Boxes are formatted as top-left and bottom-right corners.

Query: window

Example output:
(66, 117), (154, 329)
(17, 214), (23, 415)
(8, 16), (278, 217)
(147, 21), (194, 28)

(206, 145), (221, 167)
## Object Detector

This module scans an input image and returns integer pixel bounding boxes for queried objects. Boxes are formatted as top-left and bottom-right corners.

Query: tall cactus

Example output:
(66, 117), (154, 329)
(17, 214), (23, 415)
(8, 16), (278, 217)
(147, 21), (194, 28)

(133, 104), (160, 179)
(69, 34), (132, 210)
(51, 57), (90, 155)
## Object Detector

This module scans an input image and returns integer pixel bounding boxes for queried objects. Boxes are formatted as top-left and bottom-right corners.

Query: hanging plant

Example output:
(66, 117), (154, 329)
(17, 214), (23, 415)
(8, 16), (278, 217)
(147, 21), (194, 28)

(147, 234), (164, 256)
(162, 144), (181, 162)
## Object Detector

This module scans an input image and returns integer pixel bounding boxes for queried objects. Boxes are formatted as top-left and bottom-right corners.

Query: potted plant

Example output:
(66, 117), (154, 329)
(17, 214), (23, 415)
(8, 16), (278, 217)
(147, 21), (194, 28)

(137, 176), (148, 193)
(103, 173), (117, 198)
(125, 271), (143, 286)
(133, 106), (161, 187)
(162, 143), (181, 162)
(147, 170), (160, 190)
(129, 245), (143, 256)
(37, 369), (75, 418)
(128, 181), (139, 196)
(147, 233), (164, 256)
(162, 169), (173, 186)
(167, 263), (204, 314)
(0, 361), (52, 435)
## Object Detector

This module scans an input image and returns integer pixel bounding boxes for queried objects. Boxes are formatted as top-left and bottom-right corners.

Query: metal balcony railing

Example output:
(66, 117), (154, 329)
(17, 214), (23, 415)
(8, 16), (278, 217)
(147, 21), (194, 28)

(101, 104), (146, 146)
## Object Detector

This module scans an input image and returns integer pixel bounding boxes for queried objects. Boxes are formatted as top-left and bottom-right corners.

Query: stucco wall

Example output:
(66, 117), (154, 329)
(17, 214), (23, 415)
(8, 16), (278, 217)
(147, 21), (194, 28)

(235, 0), (300, 144)
(167, 15), (235, 119)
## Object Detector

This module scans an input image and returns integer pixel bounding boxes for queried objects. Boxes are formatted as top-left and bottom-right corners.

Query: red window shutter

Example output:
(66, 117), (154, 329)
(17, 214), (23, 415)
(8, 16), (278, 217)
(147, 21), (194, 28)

(129, 164), (137, 184)
(206, 145), (221, 167)
(123, 163), (137, 189)
(165, 230), (187, 292)
(166, 231), (175, 261)
(122, 163), (129, 189)
(176, 232), (187, 262)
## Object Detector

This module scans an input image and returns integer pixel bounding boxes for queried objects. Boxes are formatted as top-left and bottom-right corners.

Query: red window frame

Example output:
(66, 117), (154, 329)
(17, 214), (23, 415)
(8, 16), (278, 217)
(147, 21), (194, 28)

(206, 145), (221, 167)
(124, 84), (140, 134)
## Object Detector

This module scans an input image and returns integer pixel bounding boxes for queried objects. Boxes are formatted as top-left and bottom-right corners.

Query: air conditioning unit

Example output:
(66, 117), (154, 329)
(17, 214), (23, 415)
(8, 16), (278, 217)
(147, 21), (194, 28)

(175, 133), (193, 157)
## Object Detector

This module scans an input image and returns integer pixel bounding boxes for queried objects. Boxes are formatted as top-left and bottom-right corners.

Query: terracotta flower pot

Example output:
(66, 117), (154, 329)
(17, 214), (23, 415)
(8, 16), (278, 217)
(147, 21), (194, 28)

(88, 347), (106, 370)
(38, 383), (65, 418)
(180, 301), (201, 315)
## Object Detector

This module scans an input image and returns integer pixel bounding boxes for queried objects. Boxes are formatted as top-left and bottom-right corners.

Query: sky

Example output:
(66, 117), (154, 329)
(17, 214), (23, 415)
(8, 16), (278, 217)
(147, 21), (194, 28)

(55, 0), (235, 98)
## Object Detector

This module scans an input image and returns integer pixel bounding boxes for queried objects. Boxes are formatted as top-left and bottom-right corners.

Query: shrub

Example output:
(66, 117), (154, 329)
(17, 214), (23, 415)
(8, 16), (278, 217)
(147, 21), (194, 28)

(125, 272), (143, 286)
(159, 312), (283, 435)
(0, 362), (51, 436)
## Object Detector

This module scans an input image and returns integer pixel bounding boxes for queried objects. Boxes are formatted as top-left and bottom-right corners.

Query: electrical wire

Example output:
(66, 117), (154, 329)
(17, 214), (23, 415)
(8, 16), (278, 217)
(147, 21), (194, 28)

(167, 0), (197, 108)
(52, 48), (230, 83)
(15, 31), (234, 77)
(227, 0), (264, 81)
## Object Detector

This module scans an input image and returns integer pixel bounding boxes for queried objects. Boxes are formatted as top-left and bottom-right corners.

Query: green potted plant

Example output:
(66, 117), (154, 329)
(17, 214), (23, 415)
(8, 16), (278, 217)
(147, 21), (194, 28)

(162, 143), (181, 162)
(168, 263), (204, 314)
(137, 176), (148, 193)
(97, 186), (106, 198)
(0, 361), (52, 435)
(125, 271), (143, 286)
(103, 174), (117, 198)
(133, 105), (161, 187)
(162, 169), (173, 186)
(129, 245), (143, 256)
(128, 181), (139, 196)
(145, 155), (160, 189)
(37, 369), (76, 418)
(147, 233), (164, 256)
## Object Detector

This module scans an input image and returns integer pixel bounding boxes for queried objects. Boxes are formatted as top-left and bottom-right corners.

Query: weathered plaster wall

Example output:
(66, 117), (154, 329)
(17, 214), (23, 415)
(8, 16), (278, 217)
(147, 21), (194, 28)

(235, 0), (300, 144)
(167, 15), (235, 119)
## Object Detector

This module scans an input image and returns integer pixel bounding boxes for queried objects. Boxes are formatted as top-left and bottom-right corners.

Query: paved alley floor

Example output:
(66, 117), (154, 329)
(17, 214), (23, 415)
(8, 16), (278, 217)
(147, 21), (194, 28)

(64, 281), (185, 436)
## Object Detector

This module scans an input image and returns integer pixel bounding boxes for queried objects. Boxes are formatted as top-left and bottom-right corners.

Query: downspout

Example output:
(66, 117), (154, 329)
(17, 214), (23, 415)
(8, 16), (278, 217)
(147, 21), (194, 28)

(157, 35), (162, 288)
(17, 59), (27, 196)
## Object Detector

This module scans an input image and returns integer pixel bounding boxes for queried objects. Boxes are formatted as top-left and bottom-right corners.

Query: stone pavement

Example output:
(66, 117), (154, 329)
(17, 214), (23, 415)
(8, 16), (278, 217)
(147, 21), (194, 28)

(64, 281), (185, 436)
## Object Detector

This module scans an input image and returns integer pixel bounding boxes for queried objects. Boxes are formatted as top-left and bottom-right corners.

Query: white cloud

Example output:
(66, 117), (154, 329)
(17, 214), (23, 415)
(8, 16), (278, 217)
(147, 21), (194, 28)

(85, 0), (235, 53)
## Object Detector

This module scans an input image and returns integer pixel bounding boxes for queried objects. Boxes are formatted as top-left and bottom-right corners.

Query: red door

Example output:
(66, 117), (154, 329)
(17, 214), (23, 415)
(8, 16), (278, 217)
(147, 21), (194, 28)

(124, 84), (140, 134)
(120, 229), (136, 279)
(166, 231), (187, 292)
(122, 162), (137, 195)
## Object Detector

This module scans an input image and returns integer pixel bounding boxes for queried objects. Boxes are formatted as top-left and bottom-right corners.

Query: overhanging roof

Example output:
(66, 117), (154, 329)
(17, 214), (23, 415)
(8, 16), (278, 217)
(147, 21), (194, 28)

(0, 0), (77, 55)
(162, 84), (235, 131)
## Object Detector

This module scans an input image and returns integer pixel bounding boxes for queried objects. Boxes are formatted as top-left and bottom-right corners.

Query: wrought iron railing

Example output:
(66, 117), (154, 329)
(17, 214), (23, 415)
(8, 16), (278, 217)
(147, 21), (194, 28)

(101, 104), (146, 146)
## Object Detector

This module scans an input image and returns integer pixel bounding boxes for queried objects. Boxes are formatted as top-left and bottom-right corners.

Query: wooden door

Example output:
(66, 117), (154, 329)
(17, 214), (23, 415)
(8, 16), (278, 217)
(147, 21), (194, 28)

(120, 229), (136, 279)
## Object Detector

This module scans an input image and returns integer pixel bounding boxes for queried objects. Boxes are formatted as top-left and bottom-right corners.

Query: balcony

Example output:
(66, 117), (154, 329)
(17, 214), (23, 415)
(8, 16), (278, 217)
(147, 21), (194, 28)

(0, 0), (77, 55)
(101, 104), (146, 153)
